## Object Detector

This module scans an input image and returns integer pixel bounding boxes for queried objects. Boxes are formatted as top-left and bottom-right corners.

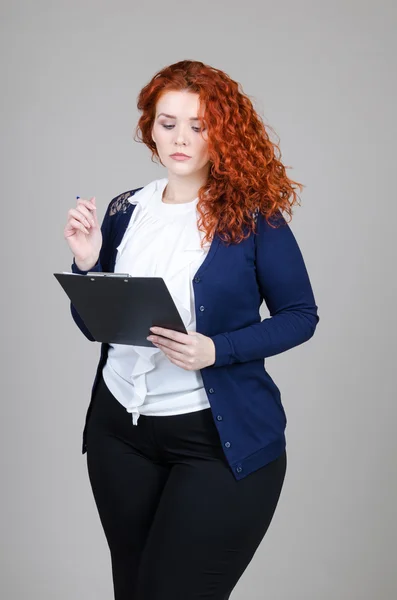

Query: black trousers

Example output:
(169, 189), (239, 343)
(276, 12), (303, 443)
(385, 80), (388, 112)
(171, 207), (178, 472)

(85, 370), (287, 600)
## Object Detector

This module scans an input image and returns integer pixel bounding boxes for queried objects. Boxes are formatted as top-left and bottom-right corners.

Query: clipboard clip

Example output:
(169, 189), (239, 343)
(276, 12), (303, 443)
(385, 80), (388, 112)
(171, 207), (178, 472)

(87, 272), (131, 278)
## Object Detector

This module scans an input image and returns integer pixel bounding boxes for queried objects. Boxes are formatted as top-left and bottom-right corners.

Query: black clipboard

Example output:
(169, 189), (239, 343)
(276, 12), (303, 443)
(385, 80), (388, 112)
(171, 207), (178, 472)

(54, 271), (188, 346)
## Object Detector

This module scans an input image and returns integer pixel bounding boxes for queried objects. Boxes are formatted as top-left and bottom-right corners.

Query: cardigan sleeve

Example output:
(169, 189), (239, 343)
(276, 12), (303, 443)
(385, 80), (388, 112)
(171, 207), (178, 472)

(210, 211), (320, 366)
(68, 187), (143, 341)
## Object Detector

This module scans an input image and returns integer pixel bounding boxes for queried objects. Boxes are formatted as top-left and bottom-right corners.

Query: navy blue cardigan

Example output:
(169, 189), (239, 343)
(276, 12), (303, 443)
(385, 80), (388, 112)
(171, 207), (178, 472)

(70, 187), (319, 480)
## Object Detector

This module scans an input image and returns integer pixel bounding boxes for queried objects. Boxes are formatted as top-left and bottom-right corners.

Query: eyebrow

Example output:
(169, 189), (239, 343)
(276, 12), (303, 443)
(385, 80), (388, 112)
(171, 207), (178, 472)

(157, 113), (200, 121)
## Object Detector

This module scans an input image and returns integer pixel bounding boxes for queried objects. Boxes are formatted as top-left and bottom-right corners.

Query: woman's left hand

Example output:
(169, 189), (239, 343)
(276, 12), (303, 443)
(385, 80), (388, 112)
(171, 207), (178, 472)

(147, 327), (216, 370)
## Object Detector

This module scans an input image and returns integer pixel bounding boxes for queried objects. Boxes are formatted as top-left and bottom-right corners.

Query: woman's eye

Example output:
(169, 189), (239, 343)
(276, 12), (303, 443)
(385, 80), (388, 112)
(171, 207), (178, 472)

(161, 124), (203, 133)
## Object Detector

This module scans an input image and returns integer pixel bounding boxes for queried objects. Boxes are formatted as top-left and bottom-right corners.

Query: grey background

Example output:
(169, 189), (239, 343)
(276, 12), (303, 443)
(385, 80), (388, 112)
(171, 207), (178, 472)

(1, 1), (396, 598)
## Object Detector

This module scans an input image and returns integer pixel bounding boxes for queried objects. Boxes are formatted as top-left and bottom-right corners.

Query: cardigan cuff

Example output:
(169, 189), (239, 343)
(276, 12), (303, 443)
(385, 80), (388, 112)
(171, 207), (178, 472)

(210, 333), (234, 367)
(71, 257), (102, 275)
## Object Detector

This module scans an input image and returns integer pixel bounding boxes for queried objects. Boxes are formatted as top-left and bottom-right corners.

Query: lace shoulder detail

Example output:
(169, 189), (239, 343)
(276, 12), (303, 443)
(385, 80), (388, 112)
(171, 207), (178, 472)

(109, 190), (138, 216)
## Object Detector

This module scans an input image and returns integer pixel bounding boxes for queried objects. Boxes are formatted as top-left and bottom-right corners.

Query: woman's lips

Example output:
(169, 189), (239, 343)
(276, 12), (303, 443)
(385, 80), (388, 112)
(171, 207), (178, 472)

(170, 155), (191, 161)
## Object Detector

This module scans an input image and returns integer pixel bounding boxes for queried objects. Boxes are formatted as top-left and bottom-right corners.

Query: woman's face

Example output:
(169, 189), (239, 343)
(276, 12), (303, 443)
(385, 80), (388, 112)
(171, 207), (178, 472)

(151, 90), (211, 176)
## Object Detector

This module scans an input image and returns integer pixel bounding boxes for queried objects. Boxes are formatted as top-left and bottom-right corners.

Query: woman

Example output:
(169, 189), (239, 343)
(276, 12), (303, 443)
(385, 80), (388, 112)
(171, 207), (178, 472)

(64, 60), (319, 600)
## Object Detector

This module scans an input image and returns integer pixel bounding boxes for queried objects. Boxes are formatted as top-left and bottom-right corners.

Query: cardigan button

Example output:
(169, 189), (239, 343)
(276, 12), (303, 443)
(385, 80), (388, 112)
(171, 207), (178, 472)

(216, 414), (223, 421)
(224, 441), (231, 448)
(199, 305), (205, 311)
(236, 466), (242, 473)
(194, 276), (201, 283)
(209, 388), (214, 394)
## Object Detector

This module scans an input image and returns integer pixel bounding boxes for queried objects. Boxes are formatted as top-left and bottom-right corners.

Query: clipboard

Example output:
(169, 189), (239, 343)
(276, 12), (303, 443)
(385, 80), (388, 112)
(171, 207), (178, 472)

(53, 271), (188, 346)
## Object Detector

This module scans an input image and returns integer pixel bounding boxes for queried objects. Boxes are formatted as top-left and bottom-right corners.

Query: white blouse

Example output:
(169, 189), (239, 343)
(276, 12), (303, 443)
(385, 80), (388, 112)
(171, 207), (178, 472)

(102, 177), (212, 426)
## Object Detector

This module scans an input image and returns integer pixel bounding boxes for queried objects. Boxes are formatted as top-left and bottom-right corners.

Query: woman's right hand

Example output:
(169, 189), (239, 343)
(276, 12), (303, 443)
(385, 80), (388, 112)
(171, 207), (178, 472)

(64, 196), (102, 270)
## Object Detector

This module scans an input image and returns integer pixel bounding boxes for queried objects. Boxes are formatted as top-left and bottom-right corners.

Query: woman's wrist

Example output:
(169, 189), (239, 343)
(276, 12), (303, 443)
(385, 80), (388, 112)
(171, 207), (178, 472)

(74, 255), (99, 272)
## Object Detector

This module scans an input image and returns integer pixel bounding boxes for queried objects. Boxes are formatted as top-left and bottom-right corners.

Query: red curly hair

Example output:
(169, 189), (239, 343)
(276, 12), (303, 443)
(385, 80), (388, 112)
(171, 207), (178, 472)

(133, 60), (304, 247)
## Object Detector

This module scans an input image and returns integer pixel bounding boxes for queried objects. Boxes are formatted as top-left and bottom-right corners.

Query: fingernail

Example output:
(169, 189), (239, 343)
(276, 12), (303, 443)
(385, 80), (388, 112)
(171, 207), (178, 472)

(76, 195), (80, 199)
